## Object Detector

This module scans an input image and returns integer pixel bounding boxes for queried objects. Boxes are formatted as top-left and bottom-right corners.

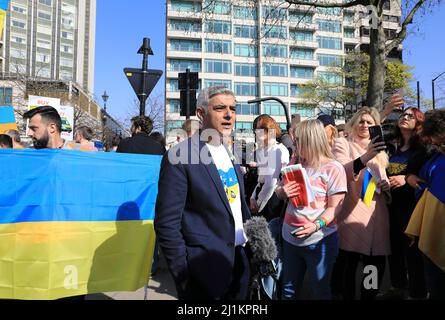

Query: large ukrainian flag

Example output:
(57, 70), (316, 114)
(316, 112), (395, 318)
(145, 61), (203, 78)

(0, 149), (161, 300)
(0, 1), (9, 39)
(406, 154), (445, 273)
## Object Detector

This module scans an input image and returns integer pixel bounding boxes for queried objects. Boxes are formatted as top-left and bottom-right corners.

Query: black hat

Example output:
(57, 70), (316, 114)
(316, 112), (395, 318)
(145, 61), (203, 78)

(317, 114), (336, 127)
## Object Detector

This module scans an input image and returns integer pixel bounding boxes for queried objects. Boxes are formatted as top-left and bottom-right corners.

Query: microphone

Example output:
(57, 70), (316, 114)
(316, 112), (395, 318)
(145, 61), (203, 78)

(244, 216), (278, 267)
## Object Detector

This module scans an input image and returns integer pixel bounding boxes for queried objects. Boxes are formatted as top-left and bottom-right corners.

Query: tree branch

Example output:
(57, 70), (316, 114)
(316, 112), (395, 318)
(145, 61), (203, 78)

(385, 0), (427, 54)
(286, 0), (367, 8)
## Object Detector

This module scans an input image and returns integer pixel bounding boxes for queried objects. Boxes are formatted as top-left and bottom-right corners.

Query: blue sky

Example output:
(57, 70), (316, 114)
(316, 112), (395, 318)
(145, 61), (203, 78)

(94, 1), (445, 124)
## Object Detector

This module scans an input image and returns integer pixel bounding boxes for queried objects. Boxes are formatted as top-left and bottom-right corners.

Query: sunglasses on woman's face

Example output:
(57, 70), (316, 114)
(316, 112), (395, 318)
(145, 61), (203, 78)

(399, 112), (415, 120)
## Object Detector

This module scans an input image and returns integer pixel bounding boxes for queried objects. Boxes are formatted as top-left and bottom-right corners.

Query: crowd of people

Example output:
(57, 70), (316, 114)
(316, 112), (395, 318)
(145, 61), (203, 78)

(1, 86), (444, 301)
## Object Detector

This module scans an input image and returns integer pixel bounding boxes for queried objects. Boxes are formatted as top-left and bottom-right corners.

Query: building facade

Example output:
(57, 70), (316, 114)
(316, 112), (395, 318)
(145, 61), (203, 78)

(1, 0), (96, 93)
(164, 0), (402, 142)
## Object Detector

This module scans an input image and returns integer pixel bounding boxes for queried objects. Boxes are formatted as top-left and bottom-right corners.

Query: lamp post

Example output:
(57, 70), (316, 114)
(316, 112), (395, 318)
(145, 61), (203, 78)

(102, 91), (109, 112)
(432, 71), (445, 110)
(101, 91), (109, 142)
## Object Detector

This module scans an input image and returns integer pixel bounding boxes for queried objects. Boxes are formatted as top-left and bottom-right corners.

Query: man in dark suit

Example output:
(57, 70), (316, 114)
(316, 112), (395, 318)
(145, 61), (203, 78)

(155, 86), (251, 300)
(117, 116), (165, 155)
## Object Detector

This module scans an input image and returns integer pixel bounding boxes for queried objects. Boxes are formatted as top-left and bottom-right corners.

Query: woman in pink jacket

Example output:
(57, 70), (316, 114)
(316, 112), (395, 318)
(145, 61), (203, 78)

(331, 107), (391, 300)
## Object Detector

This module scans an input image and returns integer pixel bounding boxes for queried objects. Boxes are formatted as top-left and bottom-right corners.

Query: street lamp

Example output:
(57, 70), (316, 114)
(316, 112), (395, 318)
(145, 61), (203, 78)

(102, 90), (109, 112)
(101, 91), (109, 143)
(432, 71), (445, 110)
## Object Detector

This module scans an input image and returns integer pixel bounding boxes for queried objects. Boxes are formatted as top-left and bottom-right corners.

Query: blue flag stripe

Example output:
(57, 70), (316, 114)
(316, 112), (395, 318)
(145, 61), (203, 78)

(0, 149), (162, 225)
(0, 106), (15, 124)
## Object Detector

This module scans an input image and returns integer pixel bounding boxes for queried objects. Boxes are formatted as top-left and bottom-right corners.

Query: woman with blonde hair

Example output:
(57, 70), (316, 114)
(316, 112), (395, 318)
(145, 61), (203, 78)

(331, 107), (391, 300)
(276, 119), (347, 300)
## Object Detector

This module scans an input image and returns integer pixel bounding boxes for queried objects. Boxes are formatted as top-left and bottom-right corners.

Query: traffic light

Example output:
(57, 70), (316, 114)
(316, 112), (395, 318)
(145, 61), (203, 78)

(178, 69), (199, 118)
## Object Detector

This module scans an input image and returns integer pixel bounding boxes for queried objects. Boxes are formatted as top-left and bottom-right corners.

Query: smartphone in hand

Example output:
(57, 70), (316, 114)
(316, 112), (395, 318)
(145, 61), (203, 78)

(290, 226), (305, 236)
(369, 125), (384, 144)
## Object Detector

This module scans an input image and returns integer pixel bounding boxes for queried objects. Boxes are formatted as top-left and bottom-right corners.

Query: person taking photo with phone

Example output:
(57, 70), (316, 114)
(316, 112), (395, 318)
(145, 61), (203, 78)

(379, 107), (429, 300)
(331, 107), (391, 300)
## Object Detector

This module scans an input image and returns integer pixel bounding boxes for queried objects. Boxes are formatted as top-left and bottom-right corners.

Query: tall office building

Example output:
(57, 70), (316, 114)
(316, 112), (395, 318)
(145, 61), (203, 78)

(1, 0), (96, 93)
(165, 0), (402, 141)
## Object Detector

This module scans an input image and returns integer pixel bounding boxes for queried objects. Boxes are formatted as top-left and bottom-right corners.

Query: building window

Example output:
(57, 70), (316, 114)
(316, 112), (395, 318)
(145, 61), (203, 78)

(263, 63), (288, 77)
(383, 0), (391, 10)
(291, 104), (315, 117)
(262, 44), (287, 58)
(318, 71), (343, 84)
(60, 57), (73, 67)
(263, 102), (287, 116)
(263, 25), (287, 39)
(39, 0), (52, 6)
(290, 48), (314, 60)
(166, 120), (184, 130)
(0, 88), (13, 105)
(204, 79), (232, 90)
(235, 82), (258, 96)
(169, 19), (201, 32)
(12, 36), (26, 44)
(318, 54), (342, 67)
(234, 63), (258, 77)
(234, 25), (257, 38)
(235, 121), (253, 133)
(204, 59), (231, 74)
(289, 30), (314, 42)
(204, 20), (231, 34)
(205, 39), (231, 54)
(12, 20), (26, 29)
(169, 80), (179, 92)
(61, 31), (73, 40)
(317, 7), (342, 15)
(61, 45), (73, 53)
(262, 6), (287, 20)
(171, 39), (202, 52)
(233, 6), (257, 20)
(38, 68), (51, 78)
(36, 53), (51, 63)
(38, 11), (52, 21)
(263, 82), (288, 97)
(234, 43), (258, 57)
(344, 13), (355, 22)
(203, 1), (231, 15)
(290, 85), (301, 97)
(289, 11), (313, 24)
(318, 36), (342, 50)
(170, 59), (201, 72)
(317, 20), (342, 33)
(171, 0), (201, 13)
(10, 48), (26, 59)
(12, 6), (26, 14)
(344, 28), (355, 38)
(169, 100), (181, 113)
(290, 66), (314, 79)
(236, 102), (259, 115)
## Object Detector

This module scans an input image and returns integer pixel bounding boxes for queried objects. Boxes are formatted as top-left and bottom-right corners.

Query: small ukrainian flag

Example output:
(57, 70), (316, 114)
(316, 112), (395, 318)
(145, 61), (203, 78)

(361, 168), (377, 207)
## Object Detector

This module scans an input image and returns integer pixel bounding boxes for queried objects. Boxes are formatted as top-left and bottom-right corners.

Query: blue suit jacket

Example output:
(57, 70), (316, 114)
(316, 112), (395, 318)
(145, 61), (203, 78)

(154, 135), (251, 299)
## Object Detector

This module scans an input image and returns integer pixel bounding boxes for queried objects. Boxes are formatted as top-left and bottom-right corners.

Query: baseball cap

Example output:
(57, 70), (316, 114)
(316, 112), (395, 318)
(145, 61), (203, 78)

(317, 114), (336, 127)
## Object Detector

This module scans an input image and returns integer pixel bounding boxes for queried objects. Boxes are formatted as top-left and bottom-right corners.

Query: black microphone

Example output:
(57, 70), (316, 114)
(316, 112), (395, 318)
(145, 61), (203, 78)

(244, 216), (278, 270)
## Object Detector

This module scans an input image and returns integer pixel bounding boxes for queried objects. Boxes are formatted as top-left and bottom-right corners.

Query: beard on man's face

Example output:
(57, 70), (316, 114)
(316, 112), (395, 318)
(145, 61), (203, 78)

(33, 130), (50, 149)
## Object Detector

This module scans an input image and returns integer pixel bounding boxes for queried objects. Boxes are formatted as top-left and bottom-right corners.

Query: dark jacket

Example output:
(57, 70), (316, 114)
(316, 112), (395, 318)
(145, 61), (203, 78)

(116, 132), (165, 155)
(154, 135), (251, 299)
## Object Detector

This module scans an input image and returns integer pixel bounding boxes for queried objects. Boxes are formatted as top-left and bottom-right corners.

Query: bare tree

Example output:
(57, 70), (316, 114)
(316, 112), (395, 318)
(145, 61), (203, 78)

(123, 93), (166, 133)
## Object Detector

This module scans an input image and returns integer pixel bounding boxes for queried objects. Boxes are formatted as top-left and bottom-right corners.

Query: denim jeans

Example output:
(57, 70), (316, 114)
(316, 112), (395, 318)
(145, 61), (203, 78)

(281, 232), (339, 300)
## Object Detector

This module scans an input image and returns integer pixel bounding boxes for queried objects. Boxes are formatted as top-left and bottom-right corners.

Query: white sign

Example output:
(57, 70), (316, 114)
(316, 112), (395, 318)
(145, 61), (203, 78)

(28, 95), (75, 141)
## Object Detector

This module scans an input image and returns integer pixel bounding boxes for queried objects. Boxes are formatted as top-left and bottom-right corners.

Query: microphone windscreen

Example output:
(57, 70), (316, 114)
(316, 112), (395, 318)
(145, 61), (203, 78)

(244, 216), (278, 264)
